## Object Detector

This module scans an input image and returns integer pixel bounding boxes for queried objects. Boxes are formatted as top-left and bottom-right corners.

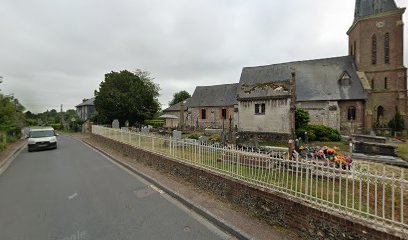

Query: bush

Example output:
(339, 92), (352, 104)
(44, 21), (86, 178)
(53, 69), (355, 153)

(188, 133), (201, 140)
(209, 134), (221, 142)
(297, 125), (341, 142)
(295, 108), (310, 129)
(0, 143), (6, 152)
(388, 112), (405, 133)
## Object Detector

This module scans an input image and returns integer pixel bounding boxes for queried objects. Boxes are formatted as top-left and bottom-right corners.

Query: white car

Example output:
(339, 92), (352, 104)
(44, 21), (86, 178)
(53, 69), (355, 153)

(27, 127), (58, 152)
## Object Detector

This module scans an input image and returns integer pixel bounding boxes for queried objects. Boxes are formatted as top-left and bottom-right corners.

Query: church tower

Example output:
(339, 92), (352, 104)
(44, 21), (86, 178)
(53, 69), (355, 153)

(348, 0), (407, 131)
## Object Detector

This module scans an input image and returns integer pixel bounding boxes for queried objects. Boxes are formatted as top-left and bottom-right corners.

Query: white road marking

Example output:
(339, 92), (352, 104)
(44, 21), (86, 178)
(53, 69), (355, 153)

(68, 193), (78, 200)
(150, 185), (164, 194)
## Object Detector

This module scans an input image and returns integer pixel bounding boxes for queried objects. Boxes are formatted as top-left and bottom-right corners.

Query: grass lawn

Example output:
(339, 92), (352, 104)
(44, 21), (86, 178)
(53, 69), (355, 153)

(392, 143), (408, 161)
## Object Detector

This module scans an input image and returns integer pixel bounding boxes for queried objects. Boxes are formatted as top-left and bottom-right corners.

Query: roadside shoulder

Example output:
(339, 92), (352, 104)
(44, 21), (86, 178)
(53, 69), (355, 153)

(0, 140), (27, 175)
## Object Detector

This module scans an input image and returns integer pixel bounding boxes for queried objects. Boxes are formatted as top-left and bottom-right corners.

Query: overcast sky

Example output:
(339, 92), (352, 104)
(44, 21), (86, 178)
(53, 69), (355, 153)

(1, 0), (407, 113)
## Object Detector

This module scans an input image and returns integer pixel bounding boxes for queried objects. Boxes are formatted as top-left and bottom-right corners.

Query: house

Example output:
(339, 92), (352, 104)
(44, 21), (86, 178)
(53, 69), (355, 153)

(237, 0), (407, 135)
(76, 98), (95, 120)
(161, 98), (191, 128)
(188, 84), (239, 129)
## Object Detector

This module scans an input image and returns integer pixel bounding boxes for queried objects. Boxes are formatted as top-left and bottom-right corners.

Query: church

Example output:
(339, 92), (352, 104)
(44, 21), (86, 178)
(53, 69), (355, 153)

(236, 0), (407, 137)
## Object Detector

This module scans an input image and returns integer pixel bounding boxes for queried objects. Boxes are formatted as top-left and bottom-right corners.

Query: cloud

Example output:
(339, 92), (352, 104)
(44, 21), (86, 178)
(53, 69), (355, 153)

(0, 0), (406, 112)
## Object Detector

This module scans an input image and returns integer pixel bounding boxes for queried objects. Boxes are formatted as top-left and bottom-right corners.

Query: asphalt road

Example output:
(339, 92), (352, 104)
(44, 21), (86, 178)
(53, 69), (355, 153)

(0, 136), (232, 240)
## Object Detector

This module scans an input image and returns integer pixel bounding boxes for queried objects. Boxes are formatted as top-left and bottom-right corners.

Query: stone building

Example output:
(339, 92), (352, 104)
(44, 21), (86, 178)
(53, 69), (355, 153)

(187, 84), (238, 129)
(76, 98), (95, 120)
(237, 70), (296, 140)
(238, 57), (367, 136)
(161, 98), (191, 128)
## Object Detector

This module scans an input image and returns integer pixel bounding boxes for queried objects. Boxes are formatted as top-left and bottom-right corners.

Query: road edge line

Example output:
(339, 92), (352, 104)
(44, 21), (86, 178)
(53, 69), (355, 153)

(79, 138), (252, 240)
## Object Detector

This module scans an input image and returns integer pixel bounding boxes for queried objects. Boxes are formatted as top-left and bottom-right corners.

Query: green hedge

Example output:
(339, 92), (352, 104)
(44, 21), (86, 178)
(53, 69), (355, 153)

(296, 125), (341, 142)
(49, 123), (64, 130)
(144, 119), (164, 128)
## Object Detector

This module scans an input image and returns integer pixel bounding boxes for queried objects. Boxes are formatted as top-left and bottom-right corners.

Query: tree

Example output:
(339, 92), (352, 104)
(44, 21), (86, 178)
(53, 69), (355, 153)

(169, 90), (191, 106)
(295, 108), (310, 129)
(388, 112), (404, 134)
(0, 94), (25, 142)
(94, 70), (160, 126)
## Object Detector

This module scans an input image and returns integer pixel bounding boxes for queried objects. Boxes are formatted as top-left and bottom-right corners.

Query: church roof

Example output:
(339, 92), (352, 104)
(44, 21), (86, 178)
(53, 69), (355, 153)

(162, 98), (191, 112)
(354, 0), (398, 22)
(76, 97), (95, 107)
(238, 56), (367, 102)
(189, 83), (238, 107)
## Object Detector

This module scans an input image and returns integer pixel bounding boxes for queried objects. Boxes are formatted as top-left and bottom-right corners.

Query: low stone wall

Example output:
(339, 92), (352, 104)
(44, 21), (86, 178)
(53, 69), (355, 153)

(353, 141), (397, 156)
(91, 134), (405, 240)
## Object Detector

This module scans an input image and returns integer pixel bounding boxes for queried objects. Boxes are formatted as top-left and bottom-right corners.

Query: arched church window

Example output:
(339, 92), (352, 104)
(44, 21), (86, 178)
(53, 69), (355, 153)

(372, 34), (377, 65)
(384, 77), (388, 89)
(384, 32), (390, 64)
(377, 106), (384, 122)
(348, 106), (356, 120)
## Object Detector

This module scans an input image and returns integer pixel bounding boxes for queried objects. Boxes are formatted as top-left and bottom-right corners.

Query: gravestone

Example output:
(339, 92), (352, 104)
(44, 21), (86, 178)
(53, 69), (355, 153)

(198, 136), (209, 143)
(112, 119), (120, 129)
(172, 130), (182, 139)
(141, 126), (150, 134)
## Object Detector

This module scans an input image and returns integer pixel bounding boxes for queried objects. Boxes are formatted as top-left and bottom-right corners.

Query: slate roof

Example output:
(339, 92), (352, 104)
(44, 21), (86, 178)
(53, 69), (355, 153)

(189, 83), (239, 107)
(238, 56), (367, 102)
(162, 98), (191, 112)
(354, 0), (398, 22)
(76, 98), (95, 107)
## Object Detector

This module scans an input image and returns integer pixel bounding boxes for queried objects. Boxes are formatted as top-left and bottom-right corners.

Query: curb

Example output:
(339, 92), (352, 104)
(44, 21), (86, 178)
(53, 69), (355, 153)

(80, 138), (252, 240)
(0, 141), (27, 175)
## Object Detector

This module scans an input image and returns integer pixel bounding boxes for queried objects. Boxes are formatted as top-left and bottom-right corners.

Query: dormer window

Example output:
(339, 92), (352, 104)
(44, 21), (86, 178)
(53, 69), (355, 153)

(339, 72), (351, 86)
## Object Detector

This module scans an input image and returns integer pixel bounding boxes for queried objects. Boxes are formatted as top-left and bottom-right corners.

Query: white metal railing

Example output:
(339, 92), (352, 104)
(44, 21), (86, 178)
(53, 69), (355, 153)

(92, 125), (408, 233)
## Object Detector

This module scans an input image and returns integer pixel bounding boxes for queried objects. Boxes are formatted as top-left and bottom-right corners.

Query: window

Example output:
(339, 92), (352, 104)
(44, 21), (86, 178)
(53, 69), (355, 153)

(255, 103), (265, 115)
(353, 40), (356, 60)
(384, 32), (390, 64)
(371, 34), (377, 65)
(384, 77), (388, 89)
(339, 72), (351, 86)
(347, 106), (356, 120)
(371, 79), (375, 90)
(221, 109), (227, 119)
(377, 106), (384, 122)
(201, 109), (206, 120)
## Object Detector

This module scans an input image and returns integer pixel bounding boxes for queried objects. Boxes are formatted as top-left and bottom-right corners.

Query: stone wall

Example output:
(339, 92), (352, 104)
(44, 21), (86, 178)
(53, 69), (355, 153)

(296, 101), (340, 131)
(188, 106), (235, 129)
(92, 134), (405, 240)
(238, 98), (292, 134)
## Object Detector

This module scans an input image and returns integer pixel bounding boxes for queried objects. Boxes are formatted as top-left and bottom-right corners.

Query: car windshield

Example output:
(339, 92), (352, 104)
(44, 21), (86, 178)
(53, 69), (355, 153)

(29, 130), (55, 138)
